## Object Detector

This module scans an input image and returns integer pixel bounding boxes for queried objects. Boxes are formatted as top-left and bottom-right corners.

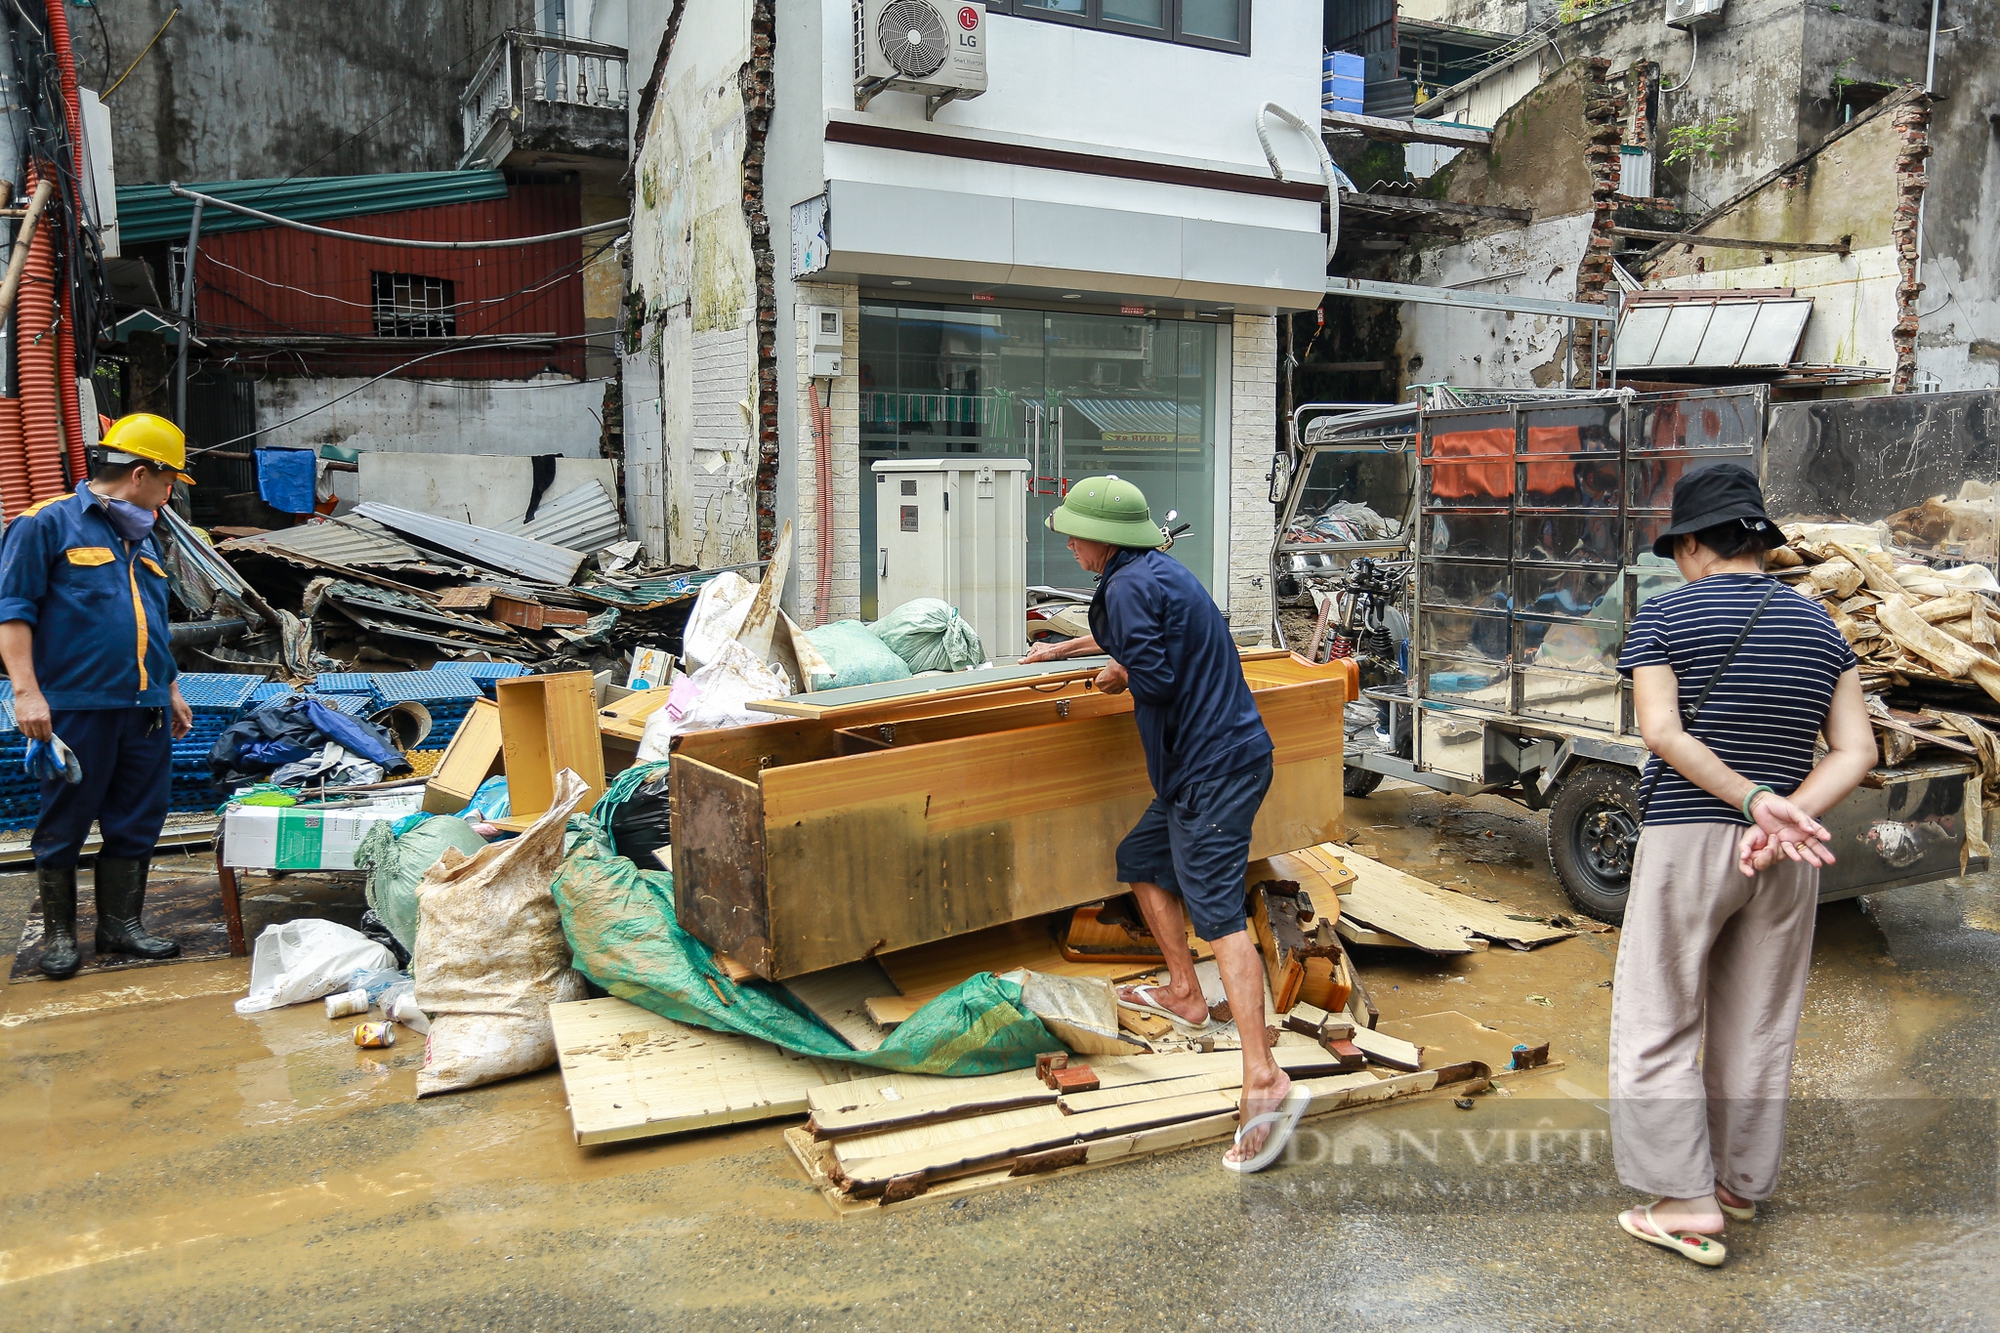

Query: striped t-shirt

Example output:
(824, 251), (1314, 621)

(1617, 572), (1858, 826)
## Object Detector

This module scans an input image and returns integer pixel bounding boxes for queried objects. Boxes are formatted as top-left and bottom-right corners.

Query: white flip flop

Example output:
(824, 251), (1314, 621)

(1619, 1202), (1728, 1267)
(1222, 1082), (1313, 1174)
(1116, 983), (1211, 1030)
(1717, 1193), (1757, 1222)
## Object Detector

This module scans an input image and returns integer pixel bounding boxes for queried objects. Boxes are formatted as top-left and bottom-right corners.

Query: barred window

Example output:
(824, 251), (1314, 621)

(371, 272), (457, 337)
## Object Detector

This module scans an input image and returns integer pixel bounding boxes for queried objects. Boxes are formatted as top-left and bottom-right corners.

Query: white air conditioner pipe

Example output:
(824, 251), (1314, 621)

(1256, 102), (1341, 262)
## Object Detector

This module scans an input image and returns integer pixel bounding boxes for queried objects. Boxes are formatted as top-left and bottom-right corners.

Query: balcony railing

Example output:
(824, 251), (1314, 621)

(460, 30), (629, 167)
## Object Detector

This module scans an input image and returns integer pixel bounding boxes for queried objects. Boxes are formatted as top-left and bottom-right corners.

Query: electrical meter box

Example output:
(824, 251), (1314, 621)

(872, 458), (1030, 659)
(807, 305), (843, 378)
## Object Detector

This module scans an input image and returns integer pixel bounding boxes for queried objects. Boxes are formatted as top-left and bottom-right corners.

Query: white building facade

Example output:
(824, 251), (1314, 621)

(623, 0), (1329, 637)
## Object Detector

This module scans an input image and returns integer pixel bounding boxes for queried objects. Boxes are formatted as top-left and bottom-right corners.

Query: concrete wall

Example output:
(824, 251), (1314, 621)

(1398, 0), (1535, 36)
(627, 0), (762, 570)
(85, 0), (532, 182)
(356, 452), (616, 526)
(1397, 215), (1597, 390)
(252, 376), (607, 457)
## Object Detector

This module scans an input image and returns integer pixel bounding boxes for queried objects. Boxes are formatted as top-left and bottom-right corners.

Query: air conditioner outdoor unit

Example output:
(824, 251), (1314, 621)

(1664, 0), (1726, 31)
(854, 0), (987, 105)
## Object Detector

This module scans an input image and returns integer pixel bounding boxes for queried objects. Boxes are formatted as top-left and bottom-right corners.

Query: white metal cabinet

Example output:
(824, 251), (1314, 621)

(872, 458), (1030, 659)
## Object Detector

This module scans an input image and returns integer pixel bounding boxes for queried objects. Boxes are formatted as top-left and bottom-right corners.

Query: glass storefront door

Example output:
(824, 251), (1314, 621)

(857, 301), (1219, 618)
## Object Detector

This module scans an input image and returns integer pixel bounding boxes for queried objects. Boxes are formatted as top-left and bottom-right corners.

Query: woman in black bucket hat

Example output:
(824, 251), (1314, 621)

(1608, 463), (1877, 1266)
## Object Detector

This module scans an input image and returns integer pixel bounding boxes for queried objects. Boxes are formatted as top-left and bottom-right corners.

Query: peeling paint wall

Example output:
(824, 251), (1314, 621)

(627, 0), (760, 568)
(1397, 217), (1596, 390)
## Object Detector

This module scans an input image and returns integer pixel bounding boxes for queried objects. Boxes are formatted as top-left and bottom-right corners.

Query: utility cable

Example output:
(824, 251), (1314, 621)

(101, 4), (178, 99)
(1661, 26), (1698, 93)
(1256, 102), (1342, 263)
(167, 183), (627, 249)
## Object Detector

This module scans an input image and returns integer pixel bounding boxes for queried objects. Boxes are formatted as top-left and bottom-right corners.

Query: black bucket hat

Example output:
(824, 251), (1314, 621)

(1651, 462), (1785, 558)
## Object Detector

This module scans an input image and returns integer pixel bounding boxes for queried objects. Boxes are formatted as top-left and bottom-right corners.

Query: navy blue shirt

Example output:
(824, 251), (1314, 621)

(1088, 547), (1273, 801)
(1617, 572), (1856, 825)
(0, 489), (178, 709)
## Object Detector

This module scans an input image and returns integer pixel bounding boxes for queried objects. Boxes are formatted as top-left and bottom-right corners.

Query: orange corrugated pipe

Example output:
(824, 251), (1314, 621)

(42, 3), (83, 181)
(17, 166), (64, 503)
(36, 8), (89, 491)
(0, 399), (29, 520)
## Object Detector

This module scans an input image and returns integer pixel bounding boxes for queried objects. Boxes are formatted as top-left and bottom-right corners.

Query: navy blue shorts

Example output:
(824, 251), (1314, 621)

(1115, 756), (1273, 942)
(34, 707), (171, 867)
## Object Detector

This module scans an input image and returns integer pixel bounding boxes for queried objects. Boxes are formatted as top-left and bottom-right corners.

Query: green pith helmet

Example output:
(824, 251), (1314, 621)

(1046, 474), (1167, 549)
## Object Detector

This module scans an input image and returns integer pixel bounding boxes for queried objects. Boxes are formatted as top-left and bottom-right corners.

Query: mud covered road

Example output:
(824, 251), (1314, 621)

(3, 784), (1997, 1331)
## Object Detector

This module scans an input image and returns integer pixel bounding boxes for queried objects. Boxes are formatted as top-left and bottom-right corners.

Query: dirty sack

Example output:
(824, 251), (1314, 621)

(354, 815), (490, 960)
(210, 697), (409, 789)
(412, 770), (591, 1097)
(677, 568), (831, 686)
(802, 620), (913, 690)
(234, 918), (397, 1015)
(872, 598), (985, 673)
(595, 762), (672, 866)
(634, 639), (791, 761)
(550, 812), (1062, 1076)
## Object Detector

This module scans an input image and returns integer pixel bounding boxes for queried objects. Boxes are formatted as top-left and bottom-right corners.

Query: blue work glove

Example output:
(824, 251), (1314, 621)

(24, 734), (82, 785)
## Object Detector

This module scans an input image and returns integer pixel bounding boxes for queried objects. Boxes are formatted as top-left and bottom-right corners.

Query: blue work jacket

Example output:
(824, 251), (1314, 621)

(1088, 547), (1272, 801)
(0, 490), (178, 709)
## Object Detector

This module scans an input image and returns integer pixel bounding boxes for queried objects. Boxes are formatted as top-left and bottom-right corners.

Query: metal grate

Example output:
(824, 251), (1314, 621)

(371, 271), (458, 338)
(175, 672), (267, 713)
(308, 673), (380, 696)
(369, 671), (486, 706)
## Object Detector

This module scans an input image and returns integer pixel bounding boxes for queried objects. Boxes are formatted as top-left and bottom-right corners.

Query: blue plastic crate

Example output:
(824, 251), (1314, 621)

(176, 673), (267, 713)
(306, 694), (378, 719)
(370, 671), (485, 707)
(309, 673), (381, 698)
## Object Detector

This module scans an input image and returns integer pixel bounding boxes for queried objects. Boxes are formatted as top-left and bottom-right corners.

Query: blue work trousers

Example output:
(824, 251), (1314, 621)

(33, 706), (171, 867)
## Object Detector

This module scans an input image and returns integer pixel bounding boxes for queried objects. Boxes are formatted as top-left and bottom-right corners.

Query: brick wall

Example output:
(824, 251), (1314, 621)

(791, 282), (862, 625)
(1227, 314), (1276, 644)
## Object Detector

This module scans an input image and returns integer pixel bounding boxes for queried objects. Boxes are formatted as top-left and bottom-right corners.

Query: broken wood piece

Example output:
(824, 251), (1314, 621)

(880, 1172), (928, 1205)
(1323, 1040), (1367, 1071)
(489, 592), (550, 631)
(710, 952), (758, 983)
(1248, 880), (1343, 1012)
(1509, 1040), (1552, 1071)
(1061, 903), (1199, 963)
(863, 995), (919, 1027)
(780, 959), (896, 1052)
(1349, 1023), (1423, 1072)
(1876, 593), (1984, 679)
(1060, 1067), (1376, 1117)
(1117, 1006), (1173, 1040)
(1049, 1065), (1100, 1094)
(1283, 1001), (1331, 1038)
(1010, 1144), (1088, 1176)
(436, 585), (498, 610)
(1333, 849), (1576, 948)
(1035, 1051), (1069, 1084)
(1345, 954), (1379, 1029)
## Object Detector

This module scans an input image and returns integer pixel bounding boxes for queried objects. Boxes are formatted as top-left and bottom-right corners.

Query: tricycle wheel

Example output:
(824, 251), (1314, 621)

(1343, 765), (1386, 798)
(1546, 764), (1641, 926)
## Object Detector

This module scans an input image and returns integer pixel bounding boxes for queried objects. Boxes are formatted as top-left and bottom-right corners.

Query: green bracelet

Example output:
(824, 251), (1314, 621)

(1741, 784), (1775, 822)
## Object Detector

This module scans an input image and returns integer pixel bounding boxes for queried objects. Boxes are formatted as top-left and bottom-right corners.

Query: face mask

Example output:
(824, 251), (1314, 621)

(98, 493), (158, 543)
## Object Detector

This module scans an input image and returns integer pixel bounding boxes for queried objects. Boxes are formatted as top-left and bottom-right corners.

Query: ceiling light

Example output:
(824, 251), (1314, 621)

(1062, 293), (1082, 300)
(891, 279), (912, 286)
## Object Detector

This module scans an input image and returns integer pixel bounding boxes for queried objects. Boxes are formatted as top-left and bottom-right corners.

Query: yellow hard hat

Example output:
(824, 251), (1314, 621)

(100, 413), (194, 484)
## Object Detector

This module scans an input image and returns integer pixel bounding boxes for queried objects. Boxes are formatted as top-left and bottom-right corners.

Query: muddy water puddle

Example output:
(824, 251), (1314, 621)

(0, 786), (1995, 1327)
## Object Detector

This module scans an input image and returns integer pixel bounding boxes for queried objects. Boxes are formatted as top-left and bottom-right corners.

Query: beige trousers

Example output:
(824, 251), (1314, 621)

(1608, 822), (1818, 1201)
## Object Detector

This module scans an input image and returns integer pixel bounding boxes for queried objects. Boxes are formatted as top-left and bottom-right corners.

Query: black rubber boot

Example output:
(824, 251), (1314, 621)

(35, 864), (80, 979)
(93, 856), (179, 960)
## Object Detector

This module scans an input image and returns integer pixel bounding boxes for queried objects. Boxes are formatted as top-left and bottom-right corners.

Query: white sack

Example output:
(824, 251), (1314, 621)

(680, 572), (759, 670)
(234, 919), (396, 1015)
(412, 769), (592, 1096)
(635, 639), (794, 761)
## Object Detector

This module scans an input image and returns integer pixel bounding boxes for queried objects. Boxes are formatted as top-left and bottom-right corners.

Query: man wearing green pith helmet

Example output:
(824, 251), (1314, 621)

(1038, 475), (1309, 1174)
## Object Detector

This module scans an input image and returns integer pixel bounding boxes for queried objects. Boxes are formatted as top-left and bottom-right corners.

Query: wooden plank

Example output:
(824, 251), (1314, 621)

(1323, 858), (1477, 954)
(1610, 226), (1851, 256)
(1321, 108), (1493, 147)
(422, 696), (503, 813)
(548, 997), (846, 1145)
(1349, 1023), (1424, 1072)
(781, 959), (896, 1052)
(864, 995), (920, 1027)
(598, 687), (673, 743)
(1332, 848), (1576, 947)
(670, 757), (775, 977)
(1247, 880), (1342, 1013)
(1060, 1068), (1378, 1116)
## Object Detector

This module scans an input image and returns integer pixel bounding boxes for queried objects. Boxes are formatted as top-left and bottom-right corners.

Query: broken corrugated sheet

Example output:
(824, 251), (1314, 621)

(501, 481), (624, 554)
(217, 515), (445, 572)
(573, 568), (728, 611)
(352, 502), (587, 585)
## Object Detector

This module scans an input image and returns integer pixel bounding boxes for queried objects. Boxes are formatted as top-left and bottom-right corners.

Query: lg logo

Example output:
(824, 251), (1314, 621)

(958, 6), (979, 29)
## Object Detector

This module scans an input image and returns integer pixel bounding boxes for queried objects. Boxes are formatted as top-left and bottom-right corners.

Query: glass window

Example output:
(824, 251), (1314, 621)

(988, 0), (1248, 53)
(858, 301), (1220, 617)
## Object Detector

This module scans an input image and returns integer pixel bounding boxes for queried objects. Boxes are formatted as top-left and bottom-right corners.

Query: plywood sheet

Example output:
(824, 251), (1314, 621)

(780, 959), (896, 1052)
(548, 997), (846, 1145)
(1330, 848), (1576, 948)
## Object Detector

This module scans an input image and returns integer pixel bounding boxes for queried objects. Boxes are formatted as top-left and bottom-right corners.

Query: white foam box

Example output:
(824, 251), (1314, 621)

(221, 792), (426, 871)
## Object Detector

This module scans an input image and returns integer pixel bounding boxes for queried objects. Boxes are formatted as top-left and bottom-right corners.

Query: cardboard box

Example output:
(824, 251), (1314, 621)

(628, 647), (674, 690)
(222, 792), (426, 871)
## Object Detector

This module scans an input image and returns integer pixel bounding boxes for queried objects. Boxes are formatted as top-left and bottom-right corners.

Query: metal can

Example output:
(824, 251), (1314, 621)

(325, 988), (371, 1019)
(353, 1021), (396, 1048)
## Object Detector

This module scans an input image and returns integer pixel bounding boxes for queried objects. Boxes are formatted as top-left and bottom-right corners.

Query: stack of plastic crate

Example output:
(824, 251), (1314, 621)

(435, 661), (529, 699)
(0, 682), (32, 832)
(173, 673), (266, 812)
(369, 671), (486, 751)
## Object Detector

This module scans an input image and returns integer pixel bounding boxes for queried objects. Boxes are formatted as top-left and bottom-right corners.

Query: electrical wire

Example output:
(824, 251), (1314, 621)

(167, 184), (629, 249)
(195, 235), (618, 313)
(1661, 25), (1698, 93)
(102, 3), (177, 99)
(187, 331), (606, 456)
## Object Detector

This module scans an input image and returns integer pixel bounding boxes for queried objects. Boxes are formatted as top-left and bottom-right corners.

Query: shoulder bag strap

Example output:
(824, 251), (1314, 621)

(1637, 581), (1781, 819)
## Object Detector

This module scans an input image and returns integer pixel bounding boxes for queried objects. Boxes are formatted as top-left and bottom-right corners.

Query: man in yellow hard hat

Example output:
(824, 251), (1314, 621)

(1044, 476), (1300, 1174)
(0, 413), (194, 978)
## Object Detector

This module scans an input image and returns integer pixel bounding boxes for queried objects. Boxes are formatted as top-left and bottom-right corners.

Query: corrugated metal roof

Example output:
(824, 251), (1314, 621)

(352, 502), (586, 584)
(217, 515), (437, 570)
(1615, 296), (1813, 371)
(574, 568), (722, 610)
(118, 170), (511, 247)
(501, 481), (624, 553)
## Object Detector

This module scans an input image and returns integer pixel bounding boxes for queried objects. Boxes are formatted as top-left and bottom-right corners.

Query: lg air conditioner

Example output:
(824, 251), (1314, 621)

(1664, 0), (1726, 31)
(854, 0), (988, 108)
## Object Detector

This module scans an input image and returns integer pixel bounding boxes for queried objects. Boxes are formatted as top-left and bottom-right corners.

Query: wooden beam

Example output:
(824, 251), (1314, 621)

(1341, 190), (1532, 224)
(1322, 108), (1493, 148)
(1611, 226), (1852, 256)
